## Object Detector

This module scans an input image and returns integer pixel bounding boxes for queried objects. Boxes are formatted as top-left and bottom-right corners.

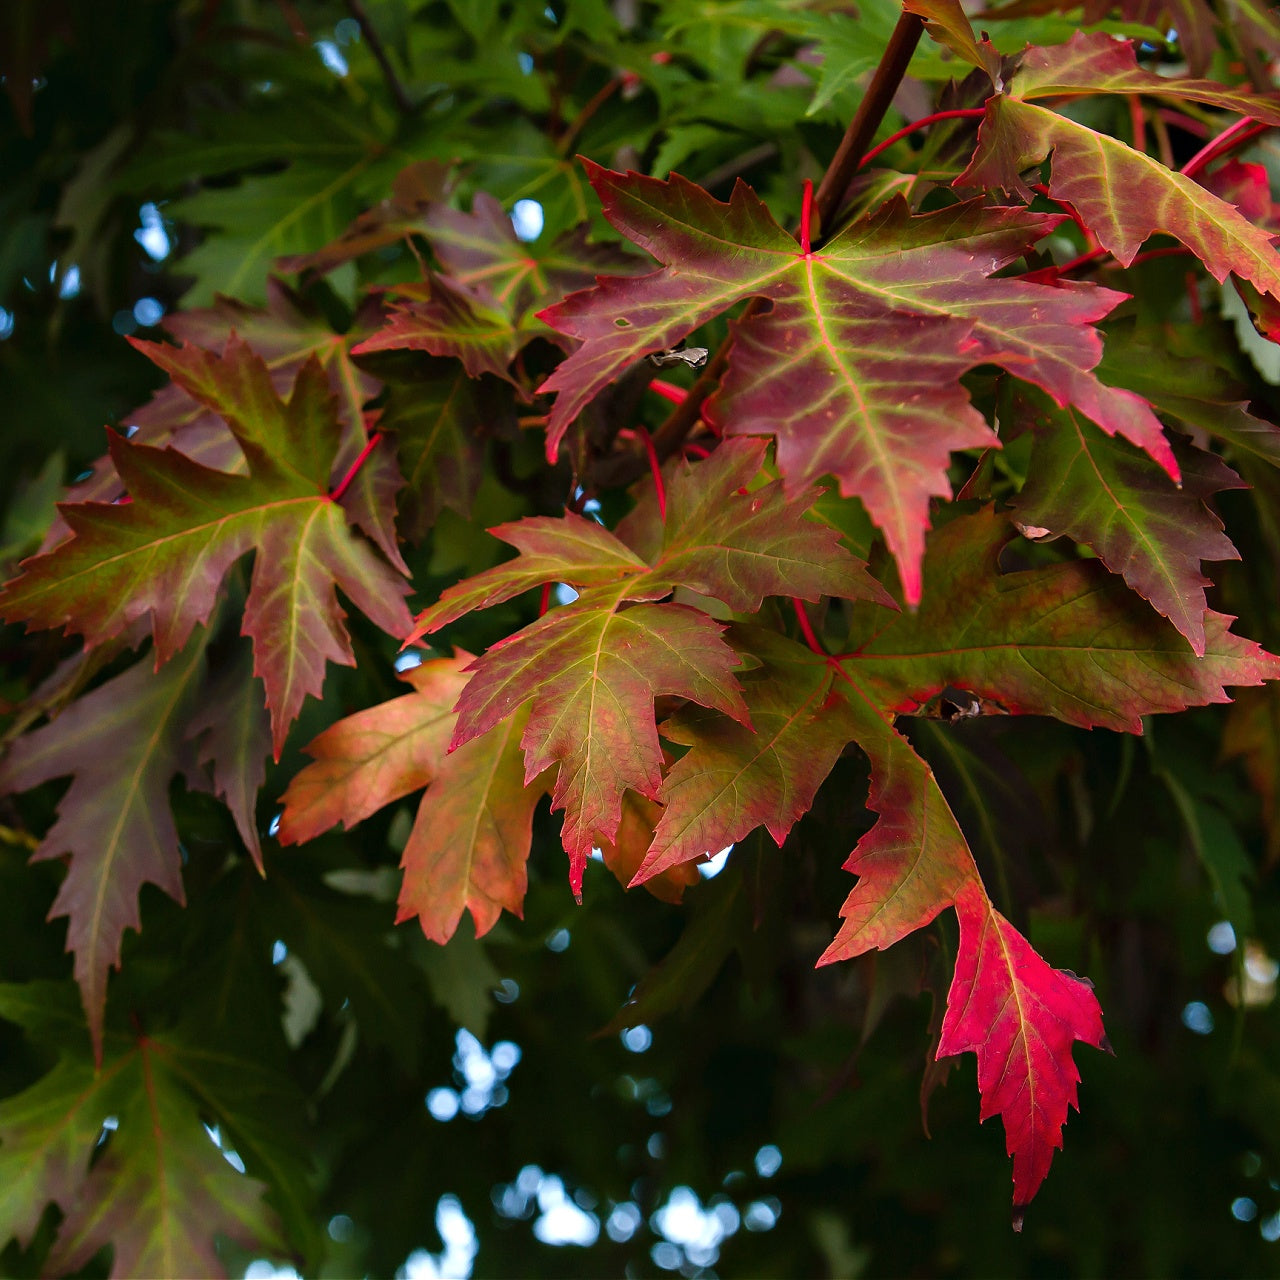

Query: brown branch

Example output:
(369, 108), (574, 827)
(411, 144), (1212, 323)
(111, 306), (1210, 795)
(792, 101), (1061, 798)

(589, 10), (927, 490)
(813, 11), (925, 234)
(343, 0), (413, 115)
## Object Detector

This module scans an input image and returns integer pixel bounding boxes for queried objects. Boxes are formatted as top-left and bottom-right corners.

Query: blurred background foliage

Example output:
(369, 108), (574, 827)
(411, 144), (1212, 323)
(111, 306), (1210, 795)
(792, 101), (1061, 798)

(3, 1), (1280, 1276)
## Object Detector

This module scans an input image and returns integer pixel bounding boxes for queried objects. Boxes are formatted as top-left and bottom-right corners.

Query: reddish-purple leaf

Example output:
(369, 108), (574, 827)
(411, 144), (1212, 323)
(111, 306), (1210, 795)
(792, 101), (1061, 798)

(538, 165), (1172, 599)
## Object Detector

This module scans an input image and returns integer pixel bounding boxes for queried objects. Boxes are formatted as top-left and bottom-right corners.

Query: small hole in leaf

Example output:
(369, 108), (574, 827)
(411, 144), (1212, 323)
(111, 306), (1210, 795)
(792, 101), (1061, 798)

(614, 318), (631, 327)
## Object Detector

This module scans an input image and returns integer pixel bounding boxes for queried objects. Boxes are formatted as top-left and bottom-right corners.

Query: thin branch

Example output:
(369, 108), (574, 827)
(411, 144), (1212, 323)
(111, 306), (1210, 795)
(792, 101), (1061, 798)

(559, 76), (622, 157)
(633, 426), (667, 520)
(343, 0), (413, 115)
(813, 11), (925, 234)
(1181, 117), (1268, 179)
(800, 179), (815, 254)
(793, 599), (828, 656)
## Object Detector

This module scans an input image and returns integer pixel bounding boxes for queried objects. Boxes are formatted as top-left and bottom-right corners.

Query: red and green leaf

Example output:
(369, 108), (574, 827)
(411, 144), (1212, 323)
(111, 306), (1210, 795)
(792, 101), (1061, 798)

(1014, 408), (1242, 653)
(0, 339), (412, 753)
(0, 641), (208, 1059)
(538, 164), (1172, 599)
(959, 33), (1280, 293)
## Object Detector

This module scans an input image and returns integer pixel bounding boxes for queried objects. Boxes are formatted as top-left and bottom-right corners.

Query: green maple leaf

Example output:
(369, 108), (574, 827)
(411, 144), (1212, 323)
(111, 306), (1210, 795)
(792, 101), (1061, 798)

(0, 984), (287, 1278)
(1014, 408), (1242, 654)
(0, 338), (413, 753)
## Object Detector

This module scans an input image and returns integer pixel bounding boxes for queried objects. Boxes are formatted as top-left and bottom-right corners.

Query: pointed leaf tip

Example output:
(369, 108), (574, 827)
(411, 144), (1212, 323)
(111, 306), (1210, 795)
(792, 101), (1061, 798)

(939, 882), (1106, 1208)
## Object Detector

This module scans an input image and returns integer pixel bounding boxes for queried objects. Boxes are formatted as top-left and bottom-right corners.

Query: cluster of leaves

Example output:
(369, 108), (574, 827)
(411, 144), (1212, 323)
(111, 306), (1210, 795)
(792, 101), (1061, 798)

(4, 0), (1280, 1274)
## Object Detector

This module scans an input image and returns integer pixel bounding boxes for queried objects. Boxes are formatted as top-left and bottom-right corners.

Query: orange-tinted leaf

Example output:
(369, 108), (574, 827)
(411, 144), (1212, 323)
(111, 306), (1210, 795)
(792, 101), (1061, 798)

(453, 593), (748, 892)
(598, 791), (701, 904)
(278, 654), (547, 943)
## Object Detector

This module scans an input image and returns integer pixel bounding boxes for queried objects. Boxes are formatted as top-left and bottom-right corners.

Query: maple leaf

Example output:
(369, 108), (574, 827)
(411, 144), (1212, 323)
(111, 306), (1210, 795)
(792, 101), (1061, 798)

(50, 281), (383, 530)
(634, 630), (855, 883)
(275, 158), (452, 275)
(0, 338), (413, 754)
(409, 441), (883, 889)
(0, 640), (207, 1060)
(351, 191), (639, 380)
(958, 33), (1280, 295)
(615, 501), (1277, 1208)
(452, 593), (749, 894)
(537, 163), (1172, 600)
(376, 361), (504, 541)
(845, 506), (1279, 732)
(186, 639), (272, 871)
(1014, 408), (1242, 654)
(0, 987), (287, 1277)
(938, 881), (1108, 1221)
(598, 790), (702, 904)
(1097, 325), (1280, 468)
(817, 679), (1107, 1213)
(277, 654), (547, 943)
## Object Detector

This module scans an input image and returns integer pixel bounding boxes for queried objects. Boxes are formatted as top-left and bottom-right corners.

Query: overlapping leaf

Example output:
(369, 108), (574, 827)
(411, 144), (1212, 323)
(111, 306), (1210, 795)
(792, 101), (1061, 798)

(634, 631), (854, 882)
(626, 507), (1276, 1205)
(375, 362), (500, 541)
(0, 985), (288, 1277)
(845, 506), (1277, 732)
(1014, 408), (1242, 653)
(278, 654), (547, 943)
(411, 440), (879, 887)
(0, 338), (413, 753)
(1097, 325), (1280, 468)
(352, 190), (639, 380)
(958, 33), (1280, 293)
(46, 281), (385, 549)
(538, 162), (1172, 600)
